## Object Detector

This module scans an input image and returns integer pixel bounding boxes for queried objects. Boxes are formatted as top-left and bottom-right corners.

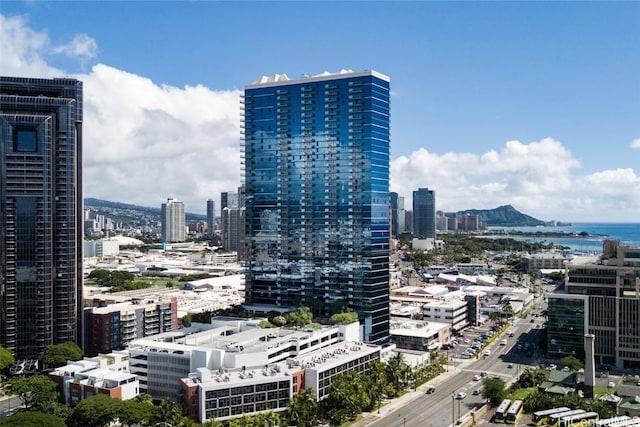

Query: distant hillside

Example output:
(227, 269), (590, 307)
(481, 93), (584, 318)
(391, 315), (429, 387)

(454, 205), (545, 227)
(84, 198), (206, 222)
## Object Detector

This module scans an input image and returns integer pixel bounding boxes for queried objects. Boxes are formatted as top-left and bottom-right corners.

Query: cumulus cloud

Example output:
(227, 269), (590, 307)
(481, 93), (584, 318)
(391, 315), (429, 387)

(2, 12), (639, 222)
(391, 139), (640, 222)
(51, 33), (98, 59)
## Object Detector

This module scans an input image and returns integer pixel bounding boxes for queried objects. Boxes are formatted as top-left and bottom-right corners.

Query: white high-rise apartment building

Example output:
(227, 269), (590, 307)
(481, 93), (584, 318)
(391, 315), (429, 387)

(161, 198), (186, 242)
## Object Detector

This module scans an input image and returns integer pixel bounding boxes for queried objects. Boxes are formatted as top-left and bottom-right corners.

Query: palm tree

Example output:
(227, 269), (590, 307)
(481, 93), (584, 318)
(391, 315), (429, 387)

(288, 388), (319, 427)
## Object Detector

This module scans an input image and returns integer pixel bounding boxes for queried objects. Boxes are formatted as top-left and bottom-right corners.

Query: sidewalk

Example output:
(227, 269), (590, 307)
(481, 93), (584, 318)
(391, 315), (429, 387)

(350, 362), (469, 427)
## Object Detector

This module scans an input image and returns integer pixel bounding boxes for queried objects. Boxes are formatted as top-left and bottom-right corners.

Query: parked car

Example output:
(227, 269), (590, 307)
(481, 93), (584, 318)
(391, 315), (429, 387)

(507, 363), (514, 368)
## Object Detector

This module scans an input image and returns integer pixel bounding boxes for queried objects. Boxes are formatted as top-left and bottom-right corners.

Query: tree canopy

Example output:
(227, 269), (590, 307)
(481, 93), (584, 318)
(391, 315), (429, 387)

(7, 375), (60, 411)
(0, 345), (14, 370)
(560, 355), (584, 371)
(482, 377), (507, 407)
(286, 307), (313, 327)
(0, 411), (66, 427)
(40, 342), (83, 368)
(67, 394), (123, 427)
(329, 312), (358, 325)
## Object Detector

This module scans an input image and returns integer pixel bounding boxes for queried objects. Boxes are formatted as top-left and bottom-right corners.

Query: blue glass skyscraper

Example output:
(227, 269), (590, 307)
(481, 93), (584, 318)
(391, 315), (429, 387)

(242, 70), (390, 344)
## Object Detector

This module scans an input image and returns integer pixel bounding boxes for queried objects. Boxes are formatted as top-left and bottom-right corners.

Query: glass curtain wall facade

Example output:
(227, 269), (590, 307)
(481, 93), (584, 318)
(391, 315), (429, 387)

(413, 187), (436, 240)
(0, 76), (83, 358)
(242, 70), (390, 344)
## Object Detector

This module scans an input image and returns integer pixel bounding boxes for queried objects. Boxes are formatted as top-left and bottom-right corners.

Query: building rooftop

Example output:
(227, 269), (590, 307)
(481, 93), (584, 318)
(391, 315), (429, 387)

(246, 69), (390, 89)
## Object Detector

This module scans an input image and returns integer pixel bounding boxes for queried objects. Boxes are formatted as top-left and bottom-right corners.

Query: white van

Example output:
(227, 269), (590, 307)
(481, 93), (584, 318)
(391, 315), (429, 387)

(500, 339), (508, 346)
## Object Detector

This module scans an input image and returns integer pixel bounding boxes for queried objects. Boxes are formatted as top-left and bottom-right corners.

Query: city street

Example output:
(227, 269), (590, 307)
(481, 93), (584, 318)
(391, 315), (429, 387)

(361, 316), (542, 427)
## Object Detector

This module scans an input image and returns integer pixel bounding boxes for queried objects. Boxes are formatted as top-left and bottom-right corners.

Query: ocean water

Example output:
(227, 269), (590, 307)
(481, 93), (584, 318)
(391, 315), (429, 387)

(486, 223), (640, 253)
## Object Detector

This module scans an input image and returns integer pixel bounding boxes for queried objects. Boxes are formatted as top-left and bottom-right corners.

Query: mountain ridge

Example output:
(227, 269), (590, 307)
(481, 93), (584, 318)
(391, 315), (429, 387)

(453, 204), (545, 227)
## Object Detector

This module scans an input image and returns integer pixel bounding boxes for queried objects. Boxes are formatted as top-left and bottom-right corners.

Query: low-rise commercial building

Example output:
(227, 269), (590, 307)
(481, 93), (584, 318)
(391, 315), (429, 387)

(49, 351), (139, 406)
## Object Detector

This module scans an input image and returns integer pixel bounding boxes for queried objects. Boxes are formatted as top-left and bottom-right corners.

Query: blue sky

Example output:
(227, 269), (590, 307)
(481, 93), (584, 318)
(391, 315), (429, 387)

(1, 1), (639, 221)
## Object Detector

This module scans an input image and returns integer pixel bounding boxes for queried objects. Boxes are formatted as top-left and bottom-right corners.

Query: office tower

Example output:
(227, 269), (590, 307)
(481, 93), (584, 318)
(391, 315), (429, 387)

(412, 187), (436, 240)
(221, 207), (245, 257)
(389, 193), (406, 238)
(206, 199), (215, 234)
(220, 191), (238, 214)
(547, 240), (640, 369)
(242, 70), (391, 344)
(161, 198), (185, 243)
(0, 76), (83, 358)
(237, 184), (246, 209)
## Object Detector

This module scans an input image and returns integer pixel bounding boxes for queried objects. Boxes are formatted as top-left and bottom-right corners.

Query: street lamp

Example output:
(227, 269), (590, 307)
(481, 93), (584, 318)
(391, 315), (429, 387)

(452, 394), (455, 427)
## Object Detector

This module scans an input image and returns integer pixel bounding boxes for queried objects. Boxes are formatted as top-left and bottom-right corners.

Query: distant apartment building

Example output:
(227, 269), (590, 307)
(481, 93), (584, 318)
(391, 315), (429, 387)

(457, 214), (480, 231)
(221, 207), (245, 257)
(206, 199), (216, 234)
(49, 351), (139, 406)
(435, 211), (448, 232)
(1, 76), (84, 359)
(421, 299), (469, 332)
(161, 198), (186, 243)
(85, 296), (178, 354)
(527, 252), (572, 272)
(390, 192), (406, 239)
(84, 239), (120, 259)
(221, 191), (239, 212)
(413, 188), (436, 240)
(547, 241), (640, 369)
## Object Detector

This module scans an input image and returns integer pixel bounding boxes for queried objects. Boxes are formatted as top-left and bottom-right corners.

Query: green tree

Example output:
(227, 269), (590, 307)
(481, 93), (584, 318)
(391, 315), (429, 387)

(286, 307), (313, 327)
(67, 394), (123, 427)
(321, 371), (368, 425)
(0, 345), (14, 371)
(120, 398), (153, 426)
(40, 342), (83, 368)
(271, 315), (287, 326)
(0, 411), (66, 427)
(329, 312), (358, 325)
(560, 355), (584, 371)
(499, 299), (514, 321)
(258, 319), (276, 328)
(181, 313), (193, 327)
(588, 398), (617, 418)
(522, 390), (553, 413)
(150, 398), (183, 426)
(7, 375), (59, 410)
(87, 269), (111, 285)
(517, 368), (547, 388)
(288, 387), (319, 427)
(363, 360), (387, 412)
(482, 377), (507, 407)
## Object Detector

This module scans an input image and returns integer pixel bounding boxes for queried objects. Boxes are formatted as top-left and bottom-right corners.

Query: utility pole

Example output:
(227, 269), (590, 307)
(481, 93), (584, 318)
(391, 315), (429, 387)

(452, 394), (455, 427)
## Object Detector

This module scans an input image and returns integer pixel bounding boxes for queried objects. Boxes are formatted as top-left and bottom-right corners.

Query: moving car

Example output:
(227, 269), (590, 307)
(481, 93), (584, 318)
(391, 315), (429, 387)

(426, 387), (436, 394)
(456, 392), (467, 399)
(472, 374), (481, 381)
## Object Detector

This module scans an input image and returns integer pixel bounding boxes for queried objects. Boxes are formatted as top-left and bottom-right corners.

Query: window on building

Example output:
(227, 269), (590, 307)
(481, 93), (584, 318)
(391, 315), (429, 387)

(14, 129), (37, 152)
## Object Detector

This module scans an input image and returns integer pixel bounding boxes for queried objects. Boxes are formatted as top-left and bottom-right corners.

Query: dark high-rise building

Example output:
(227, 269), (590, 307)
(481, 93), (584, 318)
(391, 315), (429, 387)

(206, 199), (215, 234)
(242, 70), (391, 344)
(413, 187), (436, 240)
(0, 76), (83, 358)
(220, 191), (238, 214)
(221, 207), (245, 257)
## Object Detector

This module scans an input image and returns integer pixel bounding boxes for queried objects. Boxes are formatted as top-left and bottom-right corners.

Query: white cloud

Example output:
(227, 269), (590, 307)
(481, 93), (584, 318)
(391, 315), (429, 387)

(391, 139), (640, 222)
(631, 138), (640, 149)
(2, 12), (639, 222)
(51, 33), (98, 59)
